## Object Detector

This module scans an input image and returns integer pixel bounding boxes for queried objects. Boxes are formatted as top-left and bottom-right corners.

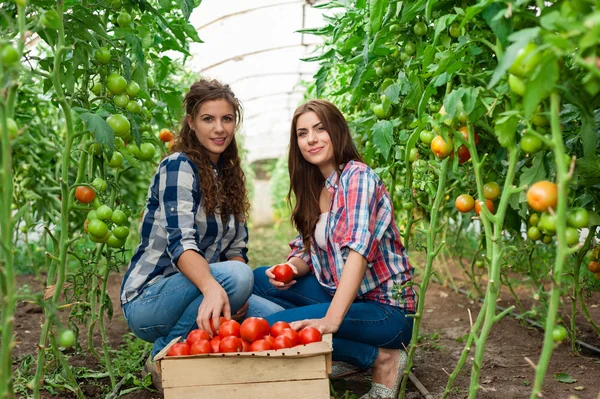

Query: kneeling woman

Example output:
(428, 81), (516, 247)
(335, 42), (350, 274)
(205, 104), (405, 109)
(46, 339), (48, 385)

(253, 100), (416, 399)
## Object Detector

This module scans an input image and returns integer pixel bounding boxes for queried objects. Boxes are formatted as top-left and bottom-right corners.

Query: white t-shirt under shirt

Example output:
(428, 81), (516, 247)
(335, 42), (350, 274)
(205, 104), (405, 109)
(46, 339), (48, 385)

(315, 212), (328, 251)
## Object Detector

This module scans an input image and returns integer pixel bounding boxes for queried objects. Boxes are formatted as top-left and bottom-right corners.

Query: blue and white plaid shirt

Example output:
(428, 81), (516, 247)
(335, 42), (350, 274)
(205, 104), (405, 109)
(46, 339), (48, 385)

(120, 152), (249, 305)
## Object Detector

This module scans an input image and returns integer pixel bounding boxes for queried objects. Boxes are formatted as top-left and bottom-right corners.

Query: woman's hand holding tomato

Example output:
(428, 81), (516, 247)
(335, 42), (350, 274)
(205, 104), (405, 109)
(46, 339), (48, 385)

(290, 316), (340, 335)
(196, 281), (231, 335)
(266, 263), (298, 289)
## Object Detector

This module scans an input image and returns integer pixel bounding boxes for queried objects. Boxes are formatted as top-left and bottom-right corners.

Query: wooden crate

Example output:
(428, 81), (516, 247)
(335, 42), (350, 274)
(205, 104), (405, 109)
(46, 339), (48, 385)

(154, 334), (333, 399)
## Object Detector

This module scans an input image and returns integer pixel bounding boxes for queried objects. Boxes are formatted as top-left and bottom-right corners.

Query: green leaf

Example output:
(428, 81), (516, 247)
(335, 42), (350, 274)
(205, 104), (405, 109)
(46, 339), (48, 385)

(520, 155), (546, 187)
(315, 63), (331, 98)
(176, 0), (195, 20)
(80, 113), (114, 150)
(523, 55), (559, 118)
(369, 0), (386, 34)
(494, 113), (519, 148)
(372, 120), (394, 160)
(588, 211), (600, 227)
(554, 373), (576, 384)
(183, 22), (203, 43)
(384, 84), (400, 104)
(482, 3), (513, 47)
(580, 111), (597, 161)
(488, 28), (540, 88)
(405, 129), (421, 165)
(433, 14), (457, 43)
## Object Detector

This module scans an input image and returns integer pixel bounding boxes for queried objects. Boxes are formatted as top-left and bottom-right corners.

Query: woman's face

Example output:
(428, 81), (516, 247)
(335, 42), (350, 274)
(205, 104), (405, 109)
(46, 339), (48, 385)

(187, 99), (236, 164)
(295, 111), (335, 177)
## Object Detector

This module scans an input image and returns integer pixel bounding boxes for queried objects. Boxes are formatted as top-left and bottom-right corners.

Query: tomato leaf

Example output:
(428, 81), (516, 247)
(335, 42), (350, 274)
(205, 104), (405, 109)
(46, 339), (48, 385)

(433, 14), (457, 43)
(315, 63), (331, 98)
(519, 154), (546, 188)
(372, 120), (394, 160)
(523, 56), (558, 118)
(482, 3), (513, 47)
(80, 112), (114, 151)
(488, 27), (540, 88)
(384, 84), (400, 104)
(554, 372), (576, 384)
(369, 0), (386, 34)
(588, 211), (600, 227)
(580, 111), (597, 161)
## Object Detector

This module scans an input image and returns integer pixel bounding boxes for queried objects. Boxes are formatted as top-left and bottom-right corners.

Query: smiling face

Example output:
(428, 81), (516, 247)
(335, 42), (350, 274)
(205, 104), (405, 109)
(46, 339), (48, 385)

(295, 111), (335, 178)
(187, 99), (236, 164)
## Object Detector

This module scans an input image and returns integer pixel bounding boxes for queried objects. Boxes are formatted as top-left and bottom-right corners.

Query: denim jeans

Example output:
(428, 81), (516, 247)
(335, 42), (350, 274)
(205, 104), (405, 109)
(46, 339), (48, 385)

(251, 266), (414, 370)
(122, 260), (254, 358)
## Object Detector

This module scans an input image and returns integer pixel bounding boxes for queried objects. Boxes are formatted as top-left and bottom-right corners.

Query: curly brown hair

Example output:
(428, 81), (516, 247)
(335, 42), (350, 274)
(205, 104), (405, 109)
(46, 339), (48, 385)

(171, 79), (249, 221)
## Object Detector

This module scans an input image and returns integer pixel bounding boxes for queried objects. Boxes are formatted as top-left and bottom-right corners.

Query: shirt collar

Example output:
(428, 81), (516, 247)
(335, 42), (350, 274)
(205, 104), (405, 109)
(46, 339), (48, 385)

(324, 165), (341, 190)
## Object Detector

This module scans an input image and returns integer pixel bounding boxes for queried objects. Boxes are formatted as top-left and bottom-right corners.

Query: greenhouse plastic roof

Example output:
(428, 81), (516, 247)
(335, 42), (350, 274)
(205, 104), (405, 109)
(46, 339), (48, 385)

(189, 0), (326, 163)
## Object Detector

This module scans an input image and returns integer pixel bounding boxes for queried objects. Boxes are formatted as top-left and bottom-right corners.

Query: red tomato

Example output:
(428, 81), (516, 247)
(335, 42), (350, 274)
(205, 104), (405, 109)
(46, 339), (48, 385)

(279, 328), (299, 346)
(240, 318), (268, 342)
(249, 339), (273, 352)
(75, 186), (96, 204)
(210, 336), (221, 353)
(273, 264), (294, 284)
(190, 339), (213, 355)
(298, 327), (322, 345)
(271, 321), (291, 337)
(456, 145), (471, 164)
(186, 329), (211, 346)
(240, 339), (251, 352)
(167, 342), (190, 357)
(209, 316), (229, 335)
(219, 320), (241, 339)
(258, 318), (271, 336)
(219, 336), (243, 353)
(263, 335), (275, 346)
(272, 335), (293, 350)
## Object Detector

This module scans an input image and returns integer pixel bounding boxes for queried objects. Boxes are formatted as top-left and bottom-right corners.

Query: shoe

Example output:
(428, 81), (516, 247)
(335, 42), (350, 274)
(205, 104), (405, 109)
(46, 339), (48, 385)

(330, 362), (361, 379)
(141, 355), (163, 393)
(359, 349), (407, 399)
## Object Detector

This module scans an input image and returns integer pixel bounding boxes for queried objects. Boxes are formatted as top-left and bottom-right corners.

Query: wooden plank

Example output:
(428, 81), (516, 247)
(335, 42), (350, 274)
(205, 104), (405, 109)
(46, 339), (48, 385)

(161, 355), (328, 388)
(163, 378), (330, 399)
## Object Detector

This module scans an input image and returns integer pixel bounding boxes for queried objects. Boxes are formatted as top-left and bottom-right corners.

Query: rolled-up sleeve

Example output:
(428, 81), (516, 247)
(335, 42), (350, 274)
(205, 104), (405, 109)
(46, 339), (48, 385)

(340, 169), (387, 263)
(224, 220), (249, 262)
(159, 157), (203, 267)
(287, 234), (312, 266)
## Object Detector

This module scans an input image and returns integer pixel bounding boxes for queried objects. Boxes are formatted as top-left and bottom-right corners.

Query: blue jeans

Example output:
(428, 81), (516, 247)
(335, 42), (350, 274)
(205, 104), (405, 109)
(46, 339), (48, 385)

(122, 261), (254, 358)
(251, 266), (414, 370)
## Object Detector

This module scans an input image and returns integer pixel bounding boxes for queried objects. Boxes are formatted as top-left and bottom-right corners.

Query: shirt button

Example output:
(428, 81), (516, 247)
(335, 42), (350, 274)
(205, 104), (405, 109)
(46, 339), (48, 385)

(170, 207), (175, 212)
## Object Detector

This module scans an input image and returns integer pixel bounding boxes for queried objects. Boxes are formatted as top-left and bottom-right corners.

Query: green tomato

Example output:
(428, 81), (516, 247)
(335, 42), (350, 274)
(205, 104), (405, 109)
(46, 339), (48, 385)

(91, 177), (108, 192)
(87, 210), (98, 220)
(90, 230), (111, 243)
(107, 233), (125, 248)
(531, 107), (549, 127)
(107, 151), (124, 168)
(389, 23), (402, 33)
(126, 81), (140, 97)
(375, 67), (386, 77)
(1, 45), (19, 66)
(94, 47), (111, 64)
(527, 226), (542, 241)
(552, 325), (567, 342)
(475, 260), (485, 268)
(405, 42), (416, 56)
(420, 130), (434, 145)
(113, 93), (130, 108)
(565, 227), (580, 246)
(57, 329), (76, 348)
(126, 100), (142, 114)
(138, 143), (156, 161)
(92, 197), (101, 209)
(91, 82), (103, 95)
(428, 102), (440, 113)
(147, 76), (155, 88)
(96, 205), (113, 221)
(509, 43), (541, 78)
(87, 219), (109, 238)
(567, 208), (589, 229)
(373, 104), (391, 119)
(89, 143), (102, 156)
(538, 213), (557, 234)
(117, 11), (132, 27)
(114, 137), (125, 148)
(413, 22), (427, 36)
(41, 9), (61, 30)
(408, 148), (418, 163)
(402, 202), (414, 210)
(106, 73), (127, 95)
(449, 22), (461, 38)
(529, 213), (539, 226)
(106, 114), (130, 139)
(541, 235), (553, 245)
(508, 74), (526, 96)
(520, 134), (542, 154)
(112, 225), (130, 239)
(111, 210), (128, 226)
(128, 144), (142, 158)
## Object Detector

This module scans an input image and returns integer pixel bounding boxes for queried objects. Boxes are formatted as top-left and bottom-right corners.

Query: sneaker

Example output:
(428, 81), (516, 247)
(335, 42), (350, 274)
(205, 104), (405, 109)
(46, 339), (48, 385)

(141, 355), (163, 393)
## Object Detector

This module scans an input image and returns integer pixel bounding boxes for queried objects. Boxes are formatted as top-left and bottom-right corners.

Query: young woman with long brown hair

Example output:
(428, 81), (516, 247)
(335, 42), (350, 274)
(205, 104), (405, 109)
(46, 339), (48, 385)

(252, 100), (416, 399)
(120, 79), (272, 389)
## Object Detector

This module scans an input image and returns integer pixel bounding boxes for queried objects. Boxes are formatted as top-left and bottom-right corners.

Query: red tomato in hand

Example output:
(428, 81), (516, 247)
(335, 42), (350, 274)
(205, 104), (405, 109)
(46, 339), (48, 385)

(279, 328), (299, 346)
(273, 264), (294, 284)
(186, 329), (211, 346)
(219, 336), (243, 353)
(298, 327), (322, 344)
(272, 335), (293, 349)
(271, 321), (291, 337)
(240, 339), (251, 352)
(210, 336), (221, 353)
(249, 339), (273, 352)
(240, 318), (267, 342)
(219, 320), (241, 339)
(263, 335), (275, 346)
(190, 339), (213, 355)
(209, 316), (228, 335)
(167, 342), (190, 357)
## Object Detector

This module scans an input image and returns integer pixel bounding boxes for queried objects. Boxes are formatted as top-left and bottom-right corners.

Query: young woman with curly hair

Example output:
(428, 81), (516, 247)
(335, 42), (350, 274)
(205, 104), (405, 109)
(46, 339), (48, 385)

(252, 100), (416, 399)
(120, 79), (272, 389)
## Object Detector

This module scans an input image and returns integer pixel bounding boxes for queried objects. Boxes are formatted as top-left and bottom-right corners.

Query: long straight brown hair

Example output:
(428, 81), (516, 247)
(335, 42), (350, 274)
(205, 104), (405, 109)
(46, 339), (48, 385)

(288, 100), (363, 250)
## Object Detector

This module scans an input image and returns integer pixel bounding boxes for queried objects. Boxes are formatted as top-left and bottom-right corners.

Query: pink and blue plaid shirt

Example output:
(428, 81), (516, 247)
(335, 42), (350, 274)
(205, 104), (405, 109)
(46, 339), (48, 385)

(288, 161), (416, 312)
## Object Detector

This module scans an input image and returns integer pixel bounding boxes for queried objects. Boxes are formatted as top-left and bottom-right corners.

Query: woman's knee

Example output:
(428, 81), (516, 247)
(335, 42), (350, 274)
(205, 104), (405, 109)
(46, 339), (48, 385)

(214, 261), (254, 304)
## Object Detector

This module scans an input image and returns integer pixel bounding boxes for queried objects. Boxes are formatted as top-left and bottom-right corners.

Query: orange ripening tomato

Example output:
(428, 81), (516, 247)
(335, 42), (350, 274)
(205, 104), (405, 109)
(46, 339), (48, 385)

(75, 186), (96, 204)
(298, 327), (322, 345)
(186, 329), (211, 347)
(455, 194), (475, 213)
(458, 125), (480, 145)
(273, 263), (294, 283)
(526, 180), (558, 212)
(272, 335), (293, 349)
(279, 328), (299, 346)
(588, 261), (600, 273)
(431, 135), (453, 158)
(218, 320), (241, 339)
(167, 342), (190, 357)
(271, 321), (291, 337)
(219, 336), (243, 353)
(240, 317), (267, 343)
(159, 128), (174, 142)
(190, 339), (213, 355)
(475, 199), (494, 216)
(249, 339), (272, 352)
